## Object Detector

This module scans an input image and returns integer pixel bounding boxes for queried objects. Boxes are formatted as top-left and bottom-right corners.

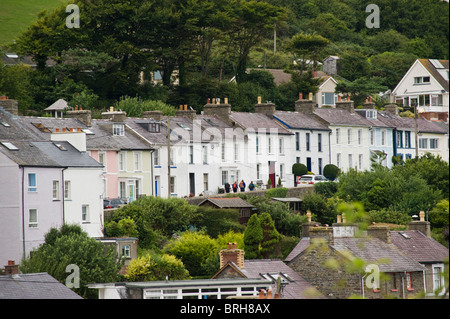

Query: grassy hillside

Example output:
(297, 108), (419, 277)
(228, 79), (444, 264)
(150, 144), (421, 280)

(0, 0), (67, 46)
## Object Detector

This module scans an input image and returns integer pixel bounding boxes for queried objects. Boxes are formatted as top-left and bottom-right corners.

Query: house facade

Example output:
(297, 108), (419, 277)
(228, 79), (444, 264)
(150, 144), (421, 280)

(392, 59), (449, 122)
(286, 222), (427, 299)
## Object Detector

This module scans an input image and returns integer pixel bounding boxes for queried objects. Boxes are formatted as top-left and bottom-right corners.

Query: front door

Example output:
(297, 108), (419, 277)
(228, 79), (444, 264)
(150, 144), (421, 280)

(268, 161), (275, 188)
(155, 176), (160, 197)
(189, 173), (195, 196)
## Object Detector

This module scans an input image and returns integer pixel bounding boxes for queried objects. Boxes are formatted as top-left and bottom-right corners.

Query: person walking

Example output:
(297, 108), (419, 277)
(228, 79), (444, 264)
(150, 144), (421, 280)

(248, 181), (255, 191)
(225, 182), (230, 193)
(232, 181), (238, 193)
(239, 180), (246, 192)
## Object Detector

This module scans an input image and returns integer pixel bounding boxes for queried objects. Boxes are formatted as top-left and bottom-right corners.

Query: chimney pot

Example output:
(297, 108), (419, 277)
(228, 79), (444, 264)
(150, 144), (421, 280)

(62, 128), (66, 132)
(419, 211), (425, 222)
(338, 95), (342, 102)
(308, 92), (313, 100)
(55, 128), (60, 133)
(70, 128), (74, 132)
(307, 211), (312, 223)
(110, 106), (114, 112)
(257, 96), (262, 104)
(4, 260), (19, 275)
(75, 105), (79, 111)
(207, 98), (210, 104)
(299, 92), (303, 100)
(336, 215), (342, 223)
(224, 97), (228, 104)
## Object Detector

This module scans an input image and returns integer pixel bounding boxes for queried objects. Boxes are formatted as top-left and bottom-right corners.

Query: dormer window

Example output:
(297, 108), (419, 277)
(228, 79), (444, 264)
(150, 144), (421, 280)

(366, 110), (377, 119)
(149, 122), (160, 133)
(113, 124), (125, 136)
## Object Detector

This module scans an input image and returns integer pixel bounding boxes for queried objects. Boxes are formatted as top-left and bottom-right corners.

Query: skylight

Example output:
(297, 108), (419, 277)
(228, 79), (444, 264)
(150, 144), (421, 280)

(53, 142), (67, 151)
(1, 121), (11, 127)
(177, 123), (191, 131)
(399, 231), (410, 239)
(1, 142), (19, 150)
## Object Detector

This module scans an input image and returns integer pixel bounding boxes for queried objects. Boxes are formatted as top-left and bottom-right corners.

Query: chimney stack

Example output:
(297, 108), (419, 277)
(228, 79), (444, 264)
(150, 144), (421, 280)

(309, 226), (334, 245)
(384, 104), (399, 115)
(367, 225), (391, 244)
(408, 211), (431, 237)
(4, 260), (19, 276)
(66, 109), (92, 126)
(335, 97), (354, 113)
(219, 242), (245, 269)
(176, 104), (196, 120)
(203, 99), (232, 124)
(363, 96), (376, 109)
(254, 100), (276, 118)
(294, 93), (315, 115)
(101, 106), (127, 122)
(143, 110), (163, 121)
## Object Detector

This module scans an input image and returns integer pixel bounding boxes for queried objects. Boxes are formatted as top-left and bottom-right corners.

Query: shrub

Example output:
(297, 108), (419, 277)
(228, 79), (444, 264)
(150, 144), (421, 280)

(265, 187), (288, 199)
(323, 164), (340, 181)
(292, 163), (308, 179)
(367, 209), (412, 225)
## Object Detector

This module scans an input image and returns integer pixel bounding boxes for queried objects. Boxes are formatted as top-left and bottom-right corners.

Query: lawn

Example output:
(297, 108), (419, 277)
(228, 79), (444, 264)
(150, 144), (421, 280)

(0, 0), (68, 46)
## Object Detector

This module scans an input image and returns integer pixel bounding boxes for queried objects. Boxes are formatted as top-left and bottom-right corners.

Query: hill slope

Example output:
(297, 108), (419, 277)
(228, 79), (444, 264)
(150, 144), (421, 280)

(0, 0), (67, 45)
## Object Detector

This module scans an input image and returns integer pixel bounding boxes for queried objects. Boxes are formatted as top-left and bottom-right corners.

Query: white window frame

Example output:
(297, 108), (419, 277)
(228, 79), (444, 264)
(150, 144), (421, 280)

(113, 124), (125, 136)
(29, 209), (38, 228)
(118, 152), (126, 171)
(82, 205), (89, 223)
(64, 180), (71, 200)
(28, 173), (37, 192)
(134, 152), (142, 172)
(98, 152), (107, 172)
(52, 180), (59, 200)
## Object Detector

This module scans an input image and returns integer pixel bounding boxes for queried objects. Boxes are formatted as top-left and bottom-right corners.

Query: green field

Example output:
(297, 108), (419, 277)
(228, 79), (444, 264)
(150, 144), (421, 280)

(0, 0), (68, 46)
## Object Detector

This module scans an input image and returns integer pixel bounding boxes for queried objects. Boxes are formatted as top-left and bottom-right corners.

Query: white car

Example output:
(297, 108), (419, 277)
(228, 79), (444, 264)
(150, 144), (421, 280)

(297, 175), (329, 185)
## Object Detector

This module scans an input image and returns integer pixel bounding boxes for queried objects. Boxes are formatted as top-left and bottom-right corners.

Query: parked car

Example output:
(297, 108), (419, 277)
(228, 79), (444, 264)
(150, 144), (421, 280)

(104, 198), (127, 209)
(297, 175), (329, 185)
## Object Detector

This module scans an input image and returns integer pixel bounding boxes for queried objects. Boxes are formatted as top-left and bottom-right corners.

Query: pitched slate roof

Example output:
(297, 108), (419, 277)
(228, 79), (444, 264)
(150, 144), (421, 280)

(418, 59), (449, 92)
(274, 110), (331, 131)
(241, 259), (324, 299)
(213, 259), (324, 299)
(377, 111), (448, 134)
(199, 197), (254, 208)
(44, 99), (69, 111)
(390, 230), (449, 263)
(229, 112), (293, 135)
(0, 140), (101, 168)
(0, 273), (83, 299)
(284, 238), (310, 262)
(313, 108), (372, 127)
(33, 141), (102, 168)
(332, 237), (426, 273)
(286, 236), (426, 273)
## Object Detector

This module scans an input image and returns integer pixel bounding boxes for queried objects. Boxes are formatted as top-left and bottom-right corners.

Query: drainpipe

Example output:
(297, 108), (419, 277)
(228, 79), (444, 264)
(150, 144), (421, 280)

(361, 276), (365, 299)
(150, 149), (155, 196)
(402, 272), (406, 299)
(422, 270), (427, 297)
(328, 131), (332, 164)
(20, 165), (26, 261)
(62, 167), (67, 225)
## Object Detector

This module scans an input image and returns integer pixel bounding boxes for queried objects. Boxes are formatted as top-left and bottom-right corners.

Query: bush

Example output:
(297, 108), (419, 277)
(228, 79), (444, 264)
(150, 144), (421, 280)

(367, 209), (412, 225)
(265, 187), (288, 199)
(292, 163), (308, 178)
(193, 207), (244, 238)
(314, 181), (338, 198)
(323, 164), (340, 181)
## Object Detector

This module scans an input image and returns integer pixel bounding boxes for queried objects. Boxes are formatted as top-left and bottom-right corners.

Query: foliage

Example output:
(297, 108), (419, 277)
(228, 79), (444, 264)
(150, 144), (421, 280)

(335, 167), (443, 217)
(314, 181), (338, 198)
(109, 196), (198, 249)
(265, 187), (288, 199)
(104, 216), (139, 238)
(125, 252), (189, 282)
(20, 224), (123, 299)
(163, 230), (218, 277)
(367, 209), (412, 226)
(192, 206), (244, 238)
(259, 213), (282, 258)
(292, 163), (308, 178)
(243, 214), (263, 259)
(114, 95), (176, 117)
(323, 164), (340, 181)
(302, 193), (337, 226)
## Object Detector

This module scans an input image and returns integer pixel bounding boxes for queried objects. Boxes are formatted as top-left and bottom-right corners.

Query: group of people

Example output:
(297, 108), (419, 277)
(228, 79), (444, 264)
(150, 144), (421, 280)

(224, 180), (255, 193)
